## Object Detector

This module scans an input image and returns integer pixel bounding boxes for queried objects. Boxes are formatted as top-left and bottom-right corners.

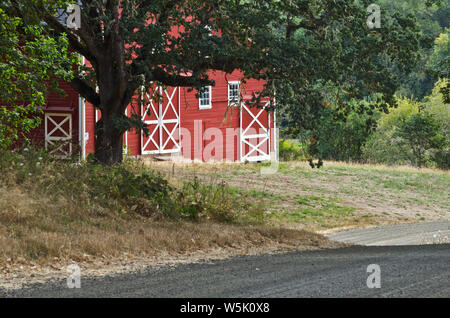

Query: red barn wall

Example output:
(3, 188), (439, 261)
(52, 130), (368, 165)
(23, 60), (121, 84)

(83, 69), (275, 162)
(29, 72), (275, 163)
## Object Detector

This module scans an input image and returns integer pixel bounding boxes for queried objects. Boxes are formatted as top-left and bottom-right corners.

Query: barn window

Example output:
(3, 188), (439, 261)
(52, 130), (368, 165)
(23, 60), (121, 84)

(228, 81), (240, 106)
(199, 86), (212, 109)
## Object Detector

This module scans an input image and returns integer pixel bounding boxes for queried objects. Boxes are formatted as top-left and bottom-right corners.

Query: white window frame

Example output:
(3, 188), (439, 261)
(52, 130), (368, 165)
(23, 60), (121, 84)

(228, 81), (240, 107)
(198, 86), (212, 110)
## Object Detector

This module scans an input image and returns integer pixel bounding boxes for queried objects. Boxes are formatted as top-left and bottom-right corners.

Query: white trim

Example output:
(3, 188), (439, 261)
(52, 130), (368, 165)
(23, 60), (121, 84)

(141, 87), (159, 153)
(178, 86), (181, 151)
(273, 97), (278, 163)
(239, 103), (243, 162)
(198, 86), (212, 110)
(141, 86), (181, 155)
(80, 96), (86, 159)
(123, 107), (128, 155)
(78, 55), (86, 160)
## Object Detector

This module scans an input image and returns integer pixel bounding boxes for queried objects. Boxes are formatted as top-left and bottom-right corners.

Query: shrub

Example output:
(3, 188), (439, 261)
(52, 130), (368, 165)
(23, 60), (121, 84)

(176, 177), (265, 224)
(279, 139), (307, 161)
(362, 82), (449, 169)
(394, 112), (441, 168)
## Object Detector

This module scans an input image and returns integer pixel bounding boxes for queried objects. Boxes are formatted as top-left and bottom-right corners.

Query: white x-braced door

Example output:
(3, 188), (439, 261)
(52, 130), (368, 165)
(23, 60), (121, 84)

(45, 113), (72, 159)
(240, 101), (271, 162)
(141, 86), (181, 155)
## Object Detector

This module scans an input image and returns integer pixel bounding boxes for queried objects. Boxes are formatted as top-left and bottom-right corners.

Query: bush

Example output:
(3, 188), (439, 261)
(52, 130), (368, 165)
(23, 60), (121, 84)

(394, 112), (441, 168)
(279, 139), (307, 161)
(362, 82), (449, 169)
(0, 147), (266, 224)
(312, 108), (378, 162)
(176, 177), (265, 224)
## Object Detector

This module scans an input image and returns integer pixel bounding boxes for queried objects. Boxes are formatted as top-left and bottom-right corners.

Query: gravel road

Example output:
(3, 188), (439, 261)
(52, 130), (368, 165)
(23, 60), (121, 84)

(326, 221), (450, 246)
(2, 244), (449, 298)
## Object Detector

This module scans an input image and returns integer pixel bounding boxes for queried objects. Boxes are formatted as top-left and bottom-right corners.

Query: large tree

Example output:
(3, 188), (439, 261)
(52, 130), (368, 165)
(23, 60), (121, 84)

(9, 0), (436, 164)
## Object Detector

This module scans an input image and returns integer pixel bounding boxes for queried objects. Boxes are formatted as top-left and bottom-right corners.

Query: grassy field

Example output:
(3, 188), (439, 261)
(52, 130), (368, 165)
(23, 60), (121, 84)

(152, 160), (450, 232)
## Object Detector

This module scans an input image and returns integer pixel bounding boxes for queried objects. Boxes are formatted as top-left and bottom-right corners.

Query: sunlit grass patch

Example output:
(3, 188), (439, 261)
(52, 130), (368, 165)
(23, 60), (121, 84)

(271, 195), (357, 228)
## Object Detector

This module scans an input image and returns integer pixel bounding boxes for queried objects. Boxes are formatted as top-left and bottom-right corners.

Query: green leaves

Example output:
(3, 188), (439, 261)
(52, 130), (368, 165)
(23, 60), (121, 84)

(362, 82), (449, 168)
(394, 112), (441, 168)
(0, 2), (74, 150)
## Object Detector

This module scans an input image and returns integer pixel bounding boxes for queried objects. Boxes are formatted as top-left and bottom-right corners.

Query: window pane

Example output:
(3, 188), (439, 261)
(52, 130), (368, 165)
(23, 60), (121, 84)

(229, 83), (239, 105)
(199, 86), (211, 108)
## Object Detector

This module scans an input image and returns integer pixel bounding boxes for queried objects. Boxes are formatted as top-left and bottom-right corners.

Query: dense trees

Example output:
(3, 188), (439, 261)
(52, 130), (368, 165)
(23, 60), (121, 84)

(362, 81), (449, 169)
(2, 1), (445, 167)
(429, 30), (450, 103)
(377, 0), (449, 100)
(282, 0), (448, 168)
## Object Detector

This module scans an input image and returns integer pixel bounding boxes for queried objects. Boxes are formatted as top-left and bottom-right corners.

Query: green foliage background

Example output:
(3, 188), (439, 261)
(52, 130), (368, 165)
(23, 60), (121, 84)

(280, 0), (449, 169)
(363, 81), (449, 169)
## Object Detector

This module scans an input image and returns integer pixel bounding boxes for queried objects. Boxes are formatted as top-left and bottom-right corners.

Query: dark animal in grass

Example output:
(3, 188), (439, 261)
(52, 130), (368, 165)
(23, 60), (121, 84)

(308, 159), (324, 169)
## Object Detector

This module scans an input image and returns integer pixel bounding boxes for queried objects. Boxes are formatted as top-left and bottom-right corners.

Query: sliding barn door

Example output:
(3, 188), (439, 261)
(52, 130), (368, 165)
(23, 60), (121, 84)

(141, 86), (181, 155)
(240, 101), (271, 162)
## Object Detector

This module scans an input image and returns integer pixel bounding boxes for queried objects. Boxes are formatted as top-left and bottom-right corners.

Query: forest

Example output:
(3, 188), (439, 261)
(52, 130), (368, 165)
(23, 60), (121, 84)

(279, 0), (449, 169)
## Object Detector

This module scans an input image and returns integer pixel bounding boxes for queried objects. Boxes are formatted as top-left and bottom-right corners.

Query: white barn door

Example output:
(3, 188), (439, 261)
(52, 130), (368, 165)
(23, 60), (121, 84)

(240, 101), (271, 162)
(45, 113), (73, 159)
(141, 86), (181, 155)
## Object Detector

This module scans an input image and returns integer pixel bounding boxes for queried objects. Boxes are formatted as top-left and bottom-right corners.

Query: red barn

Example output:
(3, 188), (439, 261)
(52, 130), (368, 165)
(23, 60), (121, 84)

(38, 67), (278, 163)
(25, 5), (278, 163)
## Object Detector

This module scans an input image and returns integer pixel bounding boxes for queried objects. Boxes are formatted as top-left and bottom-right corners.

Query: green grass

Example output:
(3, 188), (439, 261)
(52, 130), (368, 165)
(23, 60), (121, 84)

(272, 195), (357, 227)
(177, 160), (449, 230)
(275, 163), (450, 213)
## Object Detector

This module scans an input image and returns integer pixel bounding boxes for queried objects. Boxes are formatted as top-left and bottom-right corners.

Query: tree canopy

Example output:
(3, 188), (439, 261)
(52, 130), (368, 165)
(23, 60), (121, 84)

(7, 0), (437, 164)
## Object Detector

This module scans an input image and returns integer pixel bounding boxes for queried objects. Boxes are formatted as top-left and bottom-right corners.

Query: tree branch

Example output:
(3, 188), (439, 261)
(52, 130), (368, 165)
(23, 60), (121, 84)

(69, 77), (100, 106)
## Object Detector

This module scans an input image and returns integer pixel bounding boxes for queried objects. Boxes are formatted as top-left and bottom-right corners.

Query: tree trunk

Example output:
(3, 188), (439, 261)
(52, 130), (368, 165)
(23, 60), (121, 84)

(95, 116), (124, 165)
(93, 54), (131, 165)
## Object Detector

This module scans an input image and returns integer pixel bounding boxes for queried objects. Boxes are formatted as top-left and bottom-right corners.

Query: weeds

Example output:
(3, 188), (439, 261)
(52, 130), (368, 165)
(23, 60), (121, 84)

(177, 177), (265, 224)
(0, 147), (265, 224)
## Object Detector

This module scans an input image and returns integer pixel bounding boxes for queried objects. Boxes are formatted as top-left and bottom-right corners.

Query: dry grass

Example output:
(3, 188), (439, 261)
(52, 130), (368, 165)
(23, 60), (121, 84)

(3, 148), (446, 285)
(289, 160), (450, 174)
(0, 186), (335, 261)
(0, 151), (342, 283)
